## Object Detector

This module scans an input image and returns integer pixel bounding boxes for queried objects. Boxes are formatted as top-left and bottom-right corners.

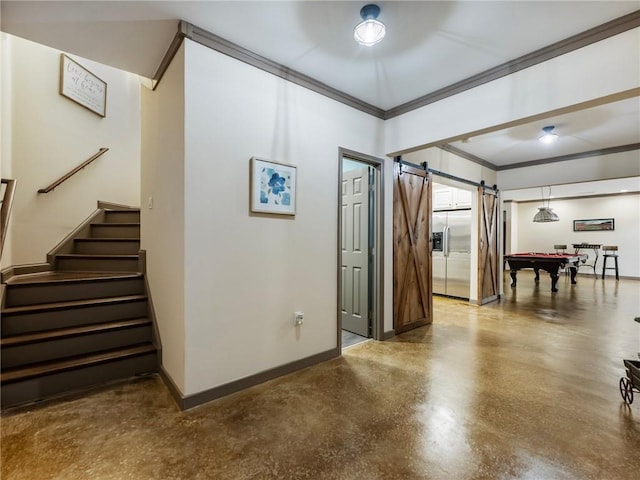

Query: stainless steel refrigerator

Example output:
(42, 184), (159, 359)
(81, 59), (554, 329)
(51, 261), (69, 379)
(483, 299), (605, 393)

(432, 210), (471, 299)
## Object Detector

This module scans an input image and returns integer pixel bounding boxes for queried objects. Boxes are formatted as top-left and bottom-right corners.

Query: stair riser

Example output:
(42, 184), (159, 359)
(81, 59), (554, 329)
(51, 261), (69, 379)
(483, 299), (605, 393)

(0, 353), (157, 409)
(90, 225), (140, 238)
(74, 240), (140, 255)
(5, 278), (144, 308)
(2, 301), (148, 336)
(104, 211), (141, 223)
(56, 257), (139, 272)
(2, 325), (152, 369)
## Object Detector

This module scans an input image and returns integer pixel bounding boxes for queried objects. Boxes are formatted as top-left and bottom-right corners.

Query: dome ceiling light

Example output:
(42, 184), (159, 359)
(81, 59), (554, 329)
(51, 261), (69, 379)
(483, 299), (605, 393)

(354, 4), (386, 46)
(539, 125), (559, 144)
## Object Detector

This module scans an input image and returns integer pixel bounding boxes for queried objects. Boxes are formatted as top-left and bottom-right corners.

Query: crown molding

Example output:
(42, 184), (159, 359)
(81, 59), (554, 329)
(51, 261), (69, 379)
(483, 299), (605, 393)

(185, 22), (385, 118)
(496, 143), (640, 171)
(384, 10), (640, 119)
(152, 12), (640, 120)
(438, 144), (498, 171)
(151, 21), (384, 116)
(151, 21), (188, 90)
(505, 190), (639, 204)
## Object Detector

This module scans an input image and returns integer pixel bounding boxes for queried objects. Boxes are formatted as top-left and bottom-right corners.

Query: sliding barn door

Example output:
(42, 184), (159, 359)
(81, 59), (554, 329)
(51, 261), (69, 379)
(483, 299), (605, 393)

(393, 164), (432, 333)
(478, 188), (500, 304)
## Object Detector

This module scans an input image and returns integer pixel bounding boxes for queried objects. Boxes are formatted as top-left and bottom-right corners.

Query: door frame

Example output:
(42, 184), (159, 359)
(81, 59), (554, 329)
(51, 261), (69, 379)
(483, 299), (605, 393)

(337, 148), (385, 348)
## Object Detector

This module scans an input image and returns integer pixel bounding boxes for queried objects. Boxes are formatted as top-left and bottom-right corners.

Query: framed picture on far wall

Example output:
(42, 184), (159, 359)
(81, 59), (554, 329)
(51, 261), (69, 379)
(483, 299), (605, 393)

(573, 218), (615, 231)
(250, 157), (297, 215)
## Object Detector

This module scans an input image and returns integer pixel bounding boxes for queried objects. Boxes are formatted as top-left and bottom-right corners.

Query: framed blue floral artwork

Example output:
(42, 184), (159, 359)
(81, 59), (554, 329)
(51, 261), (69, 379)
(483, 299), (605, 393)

(250, 157), (297, 215)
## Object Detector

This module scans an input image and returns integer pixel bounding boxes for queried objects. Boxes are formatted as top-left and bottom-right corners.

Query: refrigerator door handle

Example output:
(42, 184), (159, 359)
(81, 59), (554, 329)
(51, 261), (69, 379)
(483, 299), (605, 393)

(443, 226), (450, 257)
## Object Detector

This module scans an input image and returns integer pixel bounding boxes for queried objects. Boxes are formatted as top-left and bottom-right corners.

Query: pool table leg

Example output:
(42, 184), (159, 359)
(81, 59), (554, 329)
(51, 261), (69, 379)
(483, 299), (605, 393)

(510, 269), (517, 288)
(569, 266), (578, 284)
(533, 268), (540, 283)
(550, 273), (559, 292)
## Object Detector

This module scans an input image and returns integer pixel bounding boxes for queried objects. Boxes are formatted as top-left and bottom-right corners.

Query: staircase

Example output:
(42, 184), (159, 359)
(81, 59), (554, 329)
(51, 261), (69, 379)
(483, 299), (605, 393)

(1, 208), (158, 410)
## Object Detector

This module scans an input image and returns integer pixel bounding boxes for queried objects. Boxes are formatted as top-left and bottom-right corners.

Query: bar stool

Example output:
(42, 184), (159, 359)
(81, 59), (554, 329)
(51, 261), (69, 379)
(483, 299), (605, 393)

(601, 245), (619, 279)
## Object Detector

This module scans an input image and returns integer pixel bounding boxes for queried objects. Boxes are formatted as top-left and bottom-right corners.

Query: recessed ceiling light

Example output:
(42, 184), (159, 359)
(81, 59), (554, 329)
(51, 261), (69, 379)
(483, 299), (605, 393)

(620, 189), (629, 192)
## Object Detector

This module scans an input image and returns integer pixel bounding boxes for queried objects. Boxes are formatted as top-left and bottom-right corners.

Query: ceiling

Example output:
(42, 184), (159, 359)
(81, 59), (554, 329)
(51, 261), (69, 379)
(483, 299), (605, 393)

(447, 96), (640, 168)
(2, 1), (638, 110)
(1, 1), (639, 194)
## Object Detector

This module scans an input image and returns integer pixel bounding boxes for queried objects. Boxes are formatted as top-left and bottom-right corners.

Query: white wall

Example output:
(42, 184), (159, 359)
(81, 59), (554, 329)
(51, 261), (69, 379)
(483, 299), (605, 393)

(141, 45), (186, 392)
(181, 39), (385, 395)
(513, 194), (640, 278)
(503, 201), (518, 255)
(404, 147), (497, 187)
(1, 34), (142, 267)
(1, 34), (14, 267)
(385, 28), (640, 156)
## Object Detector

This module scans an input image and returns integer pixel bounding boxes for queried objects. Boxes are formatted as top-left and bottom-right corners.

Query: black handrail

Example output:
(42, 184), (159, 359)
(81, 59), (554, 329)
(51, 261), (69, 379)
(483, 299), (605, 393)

(38, 147), (109, 194)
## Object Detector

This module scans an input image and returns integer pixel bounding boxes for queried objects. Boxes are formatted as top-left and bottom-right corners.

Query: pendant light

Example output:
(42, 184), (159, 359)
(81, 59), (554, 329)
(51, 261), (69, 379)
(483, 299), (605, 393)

(533, 186), (559, 223)
(354, 4), (386, 46)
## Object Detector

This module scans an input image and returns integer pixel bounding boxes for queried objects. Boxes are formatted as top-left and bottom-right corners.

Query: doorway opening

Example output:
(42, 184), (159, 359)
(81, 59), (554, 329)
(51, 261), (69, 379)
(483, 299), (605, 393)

(431, 181), (474, 301)
(338, 149), (384, 350)
(393, 155), (500, 324)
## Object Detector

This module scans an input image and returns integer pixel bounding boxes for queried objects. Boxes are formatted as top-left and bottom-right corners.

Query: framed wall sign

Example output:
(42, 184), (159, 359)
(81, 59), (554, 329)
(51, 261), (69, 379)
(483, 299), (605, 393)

(59, 54), (107, 117)
(573, 218), (615, 231)
(250, 157), (297, 215)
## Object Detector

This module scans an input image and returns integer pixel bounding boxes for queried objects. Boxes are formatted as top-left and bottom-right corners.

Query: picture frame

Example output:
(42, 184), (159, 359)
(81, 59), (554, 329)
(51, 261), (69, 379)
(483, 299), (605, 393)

(250, 157), (297, 215)
(573, 218), (614, 232)
(59, 54), (107, 117)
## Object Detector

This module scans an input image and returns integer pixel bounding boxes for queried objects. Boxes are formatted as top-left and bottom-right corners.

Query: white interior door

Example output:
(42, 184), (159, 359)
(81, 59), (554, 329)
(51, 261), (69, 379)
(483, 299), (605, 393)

(341, 167), (369, 337)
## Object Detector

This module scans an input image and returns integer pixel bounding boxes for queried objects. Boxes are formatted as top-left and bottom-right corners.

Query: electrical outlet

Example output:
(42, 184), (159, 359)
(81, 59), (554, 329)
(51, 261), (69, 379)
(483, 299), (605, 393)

(294, 312), (304, 326)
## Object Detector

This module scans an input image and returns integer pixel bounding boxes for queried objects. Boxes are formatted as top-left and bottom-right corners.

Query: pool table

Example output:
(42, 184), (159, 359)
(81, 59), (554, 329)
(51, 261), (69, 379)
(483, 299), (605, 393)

(504, 253), (588, 292)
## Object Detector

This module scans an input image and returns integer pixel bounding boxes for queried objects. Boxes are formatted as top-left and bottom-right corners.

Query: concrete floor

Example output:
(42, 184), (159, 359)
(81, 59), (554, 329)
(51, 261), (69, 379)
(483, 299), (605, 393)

(2, 272), (640, 479)
(342, 329), (369, 349)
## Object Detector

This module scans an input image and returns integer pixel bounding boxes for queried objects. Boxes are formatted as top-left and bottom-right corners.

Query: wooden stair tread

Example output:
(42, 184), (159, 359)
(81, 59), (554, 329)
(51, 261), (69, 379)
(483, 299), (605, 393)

(1, 318), (151, 347)
(1, 344), (156, 383)
(56, 254), (139, 259)
(74, 238), (140, 242)
(2, 294), (147, 315)
(0, 205), (154, 408)
(6, 272), (142, 286)
(91, 222), (140, 226)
